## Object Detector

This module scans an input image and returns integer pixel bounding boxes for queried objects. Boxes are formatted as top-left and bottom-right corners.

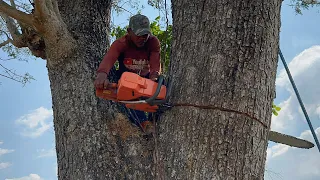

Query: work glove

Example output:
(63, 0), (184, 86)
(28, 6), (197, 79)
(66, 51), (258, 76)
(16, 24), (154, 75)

(94, 72), (109, 89)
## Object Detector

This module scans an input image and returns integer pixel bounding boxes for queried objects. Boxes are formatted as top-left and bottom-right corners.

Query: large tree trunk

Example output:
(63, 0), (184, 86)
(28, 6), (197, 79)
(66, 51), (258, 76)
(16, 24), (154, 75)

(47, 1), (154, 179)
(158, 0), (281, 179)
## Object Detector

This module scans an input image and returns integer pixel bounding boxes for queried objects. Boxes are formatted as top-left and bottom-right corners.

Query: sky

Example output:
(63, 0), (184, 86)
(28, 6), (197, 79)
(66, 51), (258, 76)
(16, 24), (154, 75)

(0, 1), (320, 180)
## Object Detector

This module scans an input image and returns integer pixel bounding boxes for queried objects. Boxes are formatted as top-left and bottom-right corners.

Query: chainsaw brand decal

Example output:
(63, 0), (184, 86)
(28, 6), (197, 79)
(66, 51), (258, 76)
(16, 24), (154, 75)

(103, 90), (112, 94)
(124, 58), (149, 72)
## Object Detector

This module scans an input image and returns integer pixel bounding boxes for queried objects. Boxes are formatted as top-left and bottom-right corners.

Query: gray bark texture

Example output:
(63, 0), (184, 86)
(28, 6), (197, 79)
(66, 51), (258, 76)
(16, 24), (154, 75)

(26, 0), (281, 179)
(157, 0), (282, 179)
(48, 1), (155, 179)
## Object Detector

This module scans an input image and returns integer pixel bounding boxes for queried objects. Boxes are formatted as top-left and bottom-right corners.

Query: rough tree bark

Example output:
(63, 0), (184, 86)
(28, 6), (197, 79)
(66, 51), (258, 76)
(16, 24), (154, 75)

(1, 0), (155, 179)
(158, 0), (281, 179)
(1, 0), (282, 179)
(48, 1), (155, 179)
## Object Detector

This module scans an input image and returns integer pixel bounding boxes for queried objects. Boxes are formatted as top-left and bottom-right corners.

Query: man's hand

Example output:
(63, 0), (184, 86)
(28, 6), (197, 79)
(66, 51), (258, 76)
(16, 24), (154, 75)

(149, 74), (159, 81)
(94, 72), (109, 89)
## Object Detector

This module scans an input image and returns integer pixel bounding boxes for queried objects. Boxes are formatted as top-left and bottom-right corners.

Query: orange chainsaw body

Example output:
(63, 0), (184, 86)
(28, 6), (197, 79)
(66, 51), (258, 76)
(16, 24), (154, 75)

(96, 72), (166, 112)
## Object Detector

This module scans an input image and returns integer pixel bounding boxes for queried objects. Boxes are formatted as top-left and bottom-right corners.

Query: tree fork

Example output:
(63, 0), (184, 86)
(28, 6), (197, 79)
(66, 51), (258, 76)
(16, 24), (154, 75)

(0, 0), (76, 65)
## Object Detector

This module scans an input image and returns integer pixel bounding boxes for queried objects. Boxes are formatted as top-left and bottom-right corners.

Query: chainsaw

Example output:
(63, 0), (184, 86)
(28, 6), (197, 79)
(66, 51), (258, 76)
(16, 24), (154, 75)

(95, 72), (314, 149)
(96, 72), (168, 112)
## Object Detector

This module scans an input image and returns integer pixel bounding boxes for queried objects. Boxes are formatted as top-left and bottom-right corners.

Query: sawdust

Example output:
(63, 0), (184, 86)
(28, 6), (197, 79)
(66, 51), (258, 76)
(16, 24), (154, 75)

(108, 113), (141, 141)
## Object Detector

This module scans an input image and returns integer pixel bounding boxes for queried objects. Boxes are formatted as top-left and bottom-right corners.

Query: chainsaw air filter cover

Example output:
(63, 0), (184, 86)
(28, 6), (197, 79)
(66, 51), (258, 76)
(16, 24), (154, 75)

(117, 72), (166, 101)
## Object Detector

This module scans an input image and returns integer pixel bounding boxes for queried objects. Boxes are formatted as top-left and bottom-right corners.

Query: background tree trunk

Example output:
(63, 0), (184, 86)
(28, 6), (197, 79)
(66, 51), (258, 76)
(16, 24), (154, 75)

(158, 0), (281, 179)
(48, 1), (155, 179)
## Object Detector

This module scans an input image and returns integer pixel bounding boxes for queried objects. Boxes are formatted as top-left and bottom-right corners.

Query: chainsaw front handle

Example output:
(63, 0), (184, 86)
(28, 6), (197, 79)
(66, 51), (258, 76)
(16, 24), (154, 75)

(145, 75), (164, 105)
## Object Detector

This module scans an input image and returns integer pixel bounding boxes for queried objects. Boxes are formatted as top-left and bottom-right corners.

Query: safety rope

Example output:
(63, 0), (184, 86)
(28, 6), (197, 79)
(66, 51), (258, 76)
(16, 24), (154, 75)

(279, 49), (320, 152)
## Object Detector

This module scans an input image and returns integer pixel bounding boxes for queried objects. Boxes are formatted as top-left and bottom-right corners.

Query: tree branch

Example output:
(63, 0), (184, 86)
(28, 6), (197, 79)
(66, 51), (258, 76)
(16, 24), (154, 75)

(111, 1), (133, 15)
(51, 0), (63, 22)
(0, 63), (34, 85)
(0, 72), (21, 82)
(0, 0), (33, 26)
(0, 12), (27, 47)
(0, 39), (10, 47)
(33, 0), (51, 19)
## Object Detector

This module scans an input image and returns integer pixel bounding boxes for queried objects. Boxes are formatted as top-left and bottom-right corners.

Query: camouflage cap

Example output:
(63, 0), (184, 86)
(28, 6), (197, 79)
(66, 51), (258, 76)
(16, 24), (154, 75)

(129, 14), (151, 36)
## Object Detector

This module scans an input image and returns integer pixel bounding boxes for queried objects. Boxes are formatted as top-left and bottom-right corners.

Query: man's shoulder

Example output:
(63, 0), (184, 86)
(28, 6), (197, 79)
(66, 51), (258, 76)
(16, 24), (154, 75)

(146, 35), (160, 51)
(111, 35), (128, 51)
(113, 35), (127, 44)
(148, 35), (160, 43)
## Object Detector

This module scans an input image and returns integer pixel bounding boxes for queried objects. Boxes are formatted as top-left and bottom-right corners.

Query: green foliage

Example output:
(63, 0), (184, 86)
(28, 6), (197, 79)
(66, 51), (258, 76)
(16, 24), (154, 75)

(150, 16), (172, 73)
(110, 16), (172, 73)
(111, 25), (128, 39)
(272, 103), (282, 116)
(290, 0), (320, 14)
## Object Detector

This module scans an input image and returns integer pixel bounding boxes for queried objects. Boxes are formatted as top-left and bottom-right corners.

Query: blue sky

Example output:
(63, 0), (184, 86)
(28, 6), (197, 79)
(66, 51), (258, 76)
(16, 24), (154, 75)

(0, 1), (320, 180)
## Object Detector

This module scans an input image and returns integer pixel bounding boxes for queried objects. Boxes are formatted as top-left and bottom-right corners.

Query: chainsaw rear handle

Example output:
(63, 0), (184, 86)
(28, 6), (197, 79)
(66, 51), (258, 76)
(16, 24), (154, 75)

(149, 76), (171, 106)
(145, 75), (164, 105)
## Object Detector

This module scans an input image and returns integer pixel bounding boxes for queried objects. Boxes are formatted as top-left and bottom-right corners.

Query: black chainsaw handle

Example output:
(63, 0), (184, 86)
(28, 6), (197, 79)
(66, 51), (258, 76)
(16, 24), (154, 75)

(145, 75), (164, 105)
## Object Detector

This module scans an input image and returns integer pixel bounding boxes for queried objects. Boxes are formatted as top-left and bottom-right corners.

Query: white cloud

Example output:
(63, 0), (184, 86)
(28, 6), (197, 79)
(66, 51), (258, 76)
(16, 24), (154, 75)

(0, 141), (3, 145)
(271, 45), (320, 134)
(5, 174), (42, 180)
(267, 144), (290, 159)
(0, 148), (14, 156)
(16, 107), (53, 138)
(276, 45), (320, 88)
(266, 46), (320, 180)
(37, 148), (56, 158)
(0, 162), (12, 169)
(271, 97), (296, 132)
(316, 106), (320, 118)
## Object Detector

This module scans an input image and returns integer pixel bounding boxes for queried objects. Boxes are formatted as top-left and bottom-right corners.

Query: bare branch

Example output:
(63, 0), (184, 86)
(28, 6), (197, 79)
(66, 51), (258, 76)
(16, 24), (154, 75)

(33, 0), (50, 19)
(0, 63), (34, 85)
(0, 12), (20, 36)
(0, 72), (21, 82)
(51, 0), (63, 22)
(111, 2), (134, 15)
(0, 0), (33, 26)
(0, 39), (11, 47)
(0, 12), (27, 47)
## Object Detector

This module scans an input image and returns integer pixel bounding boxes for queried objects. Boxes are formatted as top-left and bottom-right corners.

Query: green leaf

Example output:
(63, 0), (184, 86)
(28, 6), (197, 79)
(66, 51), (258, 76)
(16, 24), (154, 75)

(272, 109), (278, 116)
(275, 106), (281, 111)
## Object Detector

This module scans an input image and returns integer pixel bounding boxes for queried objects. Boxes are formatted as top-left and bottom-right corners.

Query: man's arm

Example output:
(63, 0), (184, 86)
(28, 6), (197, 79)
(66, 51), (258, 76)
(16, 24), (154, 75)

(97, 40), (124, 74)
(95, 40), (124, 89)
(149, 36), (161, 80)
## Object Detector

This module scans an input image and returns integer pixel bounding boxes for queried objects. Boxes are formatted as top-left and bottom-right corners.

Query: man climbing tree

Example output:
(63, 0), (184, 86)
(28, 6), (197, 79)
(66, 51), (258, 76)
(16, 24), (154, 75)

(95, 14), (161, 134)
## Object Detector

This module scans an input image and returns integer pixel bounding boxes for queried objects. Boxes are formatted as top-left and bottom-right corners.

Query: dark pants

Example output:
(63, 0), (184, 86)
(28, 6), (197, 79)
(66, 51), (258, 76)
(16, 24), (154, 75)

(114, 70), (150, 126)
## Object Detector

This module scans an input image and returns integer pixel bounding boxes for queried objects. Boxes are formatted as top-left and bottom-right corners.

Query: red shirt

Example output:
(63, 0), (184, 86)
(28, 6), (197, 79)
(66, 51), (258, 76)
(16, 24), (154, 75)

(97, 34), (161, 77)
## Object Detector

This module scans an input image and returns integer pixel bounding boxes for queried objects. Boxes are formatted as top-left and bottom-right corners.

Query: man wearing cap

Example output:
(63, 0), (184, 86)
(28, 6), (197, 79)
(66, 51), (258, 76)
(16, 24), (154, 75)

(94, 14), (161, 133)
